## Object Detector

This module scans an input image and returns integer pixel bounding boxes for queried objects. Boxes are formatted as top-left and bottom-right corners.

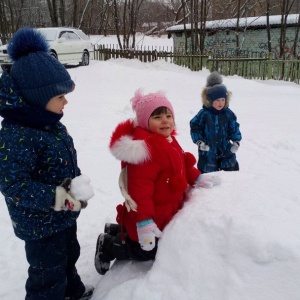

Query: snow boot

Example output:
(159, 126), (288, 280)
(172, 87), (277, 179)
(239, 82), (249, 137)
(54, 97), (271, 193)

(104, 223), (121, 236)
(94, 233), (115, 275)
(65, 285), (94, 300)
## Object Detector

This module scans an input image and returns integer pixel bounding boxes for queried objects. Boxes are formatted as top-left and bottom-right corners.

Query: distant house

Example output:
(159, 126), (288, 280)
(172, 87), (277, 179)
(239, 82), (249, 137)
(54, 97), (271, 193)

(166, 14), (300, 57)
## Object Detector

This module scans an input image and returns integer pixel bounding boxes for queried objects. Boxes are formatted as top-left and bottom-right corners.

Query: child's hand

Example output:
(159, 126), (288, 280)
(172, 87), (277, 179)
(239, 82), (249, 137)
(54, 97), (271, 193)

(197, 140), (210, 151)
(136, 219), (162, 251)
(195, 174), (221, 189)
(230, 141), (240, 153)
(53, 186), (81, 211)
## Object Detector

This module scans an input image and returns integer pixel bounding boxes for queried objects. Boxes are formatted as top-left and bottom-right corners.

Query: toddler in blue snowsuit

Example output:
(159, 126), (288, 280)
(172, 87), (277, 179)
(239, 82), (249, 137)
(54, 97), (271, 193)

(0, 28), (94, 300)
(190, 71), (242, 173)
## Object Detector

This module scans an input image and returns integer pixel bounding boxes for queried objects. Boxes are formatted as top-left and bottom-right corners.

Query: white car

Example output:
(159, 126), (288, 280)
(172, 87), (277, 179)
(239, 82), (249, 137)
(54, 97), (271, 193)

(0, 27), (94, 67)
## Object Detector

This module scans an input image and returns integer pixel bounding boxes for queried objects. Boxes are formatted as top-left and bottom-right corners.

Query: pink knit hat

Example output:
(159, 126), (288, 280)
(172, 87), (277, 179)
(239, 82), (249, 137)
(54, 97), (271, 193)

(130, 89), (175, 130)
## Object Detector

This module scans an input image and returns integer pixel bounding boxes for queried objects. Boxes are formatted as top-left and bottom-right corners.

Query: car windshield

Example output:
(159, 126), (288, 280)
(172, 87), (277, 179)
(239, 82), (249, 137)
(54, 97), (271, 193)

(37, 29), (57, 41)
(75, 30), (90, 41)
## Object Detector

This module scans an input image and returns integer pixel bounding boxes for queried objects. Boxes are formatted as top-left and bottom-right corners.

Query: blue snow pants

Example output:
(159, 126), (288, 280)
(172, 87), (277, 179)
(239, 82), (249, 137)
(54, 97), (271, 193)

(24, 224), (85, 300)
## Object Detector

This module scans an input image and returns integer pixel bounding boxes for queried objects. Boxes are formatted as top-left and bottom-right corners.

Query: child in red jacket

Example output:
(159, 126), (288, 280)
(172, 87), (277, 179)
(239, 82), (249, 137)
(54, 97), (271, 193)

(94, 89), (220, 275)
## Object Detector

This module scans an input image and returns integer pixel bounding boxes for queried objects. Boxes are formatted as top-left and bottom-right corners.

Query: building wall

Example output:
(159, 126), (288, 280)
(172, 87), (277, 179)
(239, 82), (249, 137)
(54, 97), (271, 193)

(172, 26), (300, 57)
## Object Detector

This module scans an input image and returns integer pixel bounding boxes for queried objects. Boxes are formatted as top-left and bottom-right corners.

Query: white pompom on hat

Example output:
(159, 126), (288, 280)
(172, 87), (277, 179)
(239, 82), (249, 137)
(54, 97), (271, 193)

(130, 89), (175, 130)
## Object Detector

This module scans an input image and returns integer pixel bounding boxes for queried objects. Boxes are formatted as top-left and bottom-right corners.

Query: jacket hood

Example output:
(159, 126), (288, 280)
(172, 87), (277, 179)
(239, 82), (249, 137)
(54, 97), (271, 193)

(109, 119), (151, 164)
(0, 69), (27, 112)
(109, 119), (178, 165)
(201, 87), (231, 108)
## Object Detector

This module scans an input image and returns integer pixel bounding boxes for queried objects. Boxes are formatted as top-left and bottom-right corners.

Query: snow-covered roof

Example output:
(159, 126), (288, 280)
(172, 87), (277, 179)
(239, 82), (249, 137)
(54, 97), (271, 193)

(167, 14), (299, 32)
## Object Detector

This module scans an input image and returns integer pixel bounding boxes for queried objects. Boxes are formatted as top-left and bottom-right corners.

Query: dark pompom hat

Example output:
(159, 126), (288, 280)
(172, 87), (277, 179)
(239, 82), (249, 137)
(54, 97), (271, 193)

(205, 71), (227, 102)
(7, 27), (75, 108)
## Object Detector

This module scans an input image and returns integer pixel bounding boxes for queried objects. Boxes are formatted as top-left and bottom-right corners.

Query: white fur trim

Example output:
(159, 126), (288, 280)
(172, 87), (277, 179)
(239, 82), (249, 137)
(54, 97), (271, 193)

(111, 135), (150, 164)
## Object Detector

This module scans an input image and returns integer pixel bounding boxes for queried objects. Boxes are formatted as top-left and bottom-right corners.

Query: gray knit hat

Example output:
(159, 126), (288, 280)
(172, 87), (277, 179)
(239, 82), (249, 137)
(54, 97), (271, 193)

(7, 27), (75, 108)
(206, 71), (227, 102)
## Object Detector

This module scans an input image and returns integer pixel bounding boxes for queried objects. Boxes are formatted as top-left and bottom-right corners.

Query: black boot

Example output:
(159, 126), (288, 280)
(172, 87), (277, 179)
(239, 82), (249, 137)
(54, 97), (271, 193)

(104, 223), (121, 236)
(113, 233), (130, 261)
(94, 233), (115, 275)
(65, 285), (94, 300)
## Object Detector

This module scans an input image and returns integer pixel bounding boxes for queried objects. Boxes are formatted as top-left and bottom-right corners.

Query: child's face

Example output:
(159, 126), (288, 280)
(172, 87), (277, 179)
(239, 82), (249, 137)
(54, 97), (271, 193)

(212, 98), (225, 110)
(148, 109), (175, 138)
(45, 94), (68, 114)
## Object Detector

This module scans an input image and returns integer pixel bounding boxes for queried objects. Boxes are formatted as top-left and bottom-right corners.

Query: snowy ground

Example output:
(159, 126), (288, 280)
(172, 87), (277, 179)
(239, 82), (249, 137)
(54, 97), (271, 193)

(0, 35), (300, 300)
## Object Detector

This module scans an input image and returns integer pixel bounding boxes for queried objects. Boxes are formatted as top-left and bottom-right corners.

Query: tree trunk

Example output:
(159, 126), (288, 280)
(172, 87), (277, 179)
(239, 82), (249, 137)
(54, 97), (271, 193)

(60, 0), (65, 26)
(113, 0), (122, 49)
(73, 0), (78, 28)
(292, 13), (300, 57)
(266, 0), (272, 54)
(47, 0), (59, 26)
(181, 0), (188, 53)
(236, 0), (241, 56)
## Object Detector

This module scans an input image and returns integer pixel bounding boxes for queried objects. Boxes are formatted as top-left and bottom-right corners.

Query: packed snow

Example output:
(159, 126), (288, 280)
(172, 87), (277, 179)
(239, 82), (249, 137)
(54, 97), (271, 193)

(0, 34), (300, 300)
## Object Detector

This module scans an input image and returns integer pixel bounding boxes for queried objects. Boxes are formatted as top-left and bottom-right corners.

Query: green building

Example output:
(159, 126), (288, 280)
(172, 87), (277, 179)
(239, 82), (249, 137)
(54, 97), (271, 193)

(166, 14), (300, 58)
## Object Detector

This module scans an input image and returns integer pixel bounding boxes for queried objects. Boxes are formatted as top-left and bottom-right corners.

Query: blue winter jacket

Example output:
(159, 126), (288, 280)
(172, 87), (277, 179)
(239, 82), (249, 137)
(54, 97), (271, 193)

(0, 70), (81, 241)
(190, 106), (242, 173)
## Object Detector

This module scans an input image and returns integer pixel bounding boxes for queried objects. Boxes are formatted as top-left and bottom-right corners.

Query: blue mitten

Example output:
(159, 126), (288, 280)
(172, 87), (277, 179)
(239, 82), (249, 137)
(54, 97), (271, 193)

(136, 219), (162, 251)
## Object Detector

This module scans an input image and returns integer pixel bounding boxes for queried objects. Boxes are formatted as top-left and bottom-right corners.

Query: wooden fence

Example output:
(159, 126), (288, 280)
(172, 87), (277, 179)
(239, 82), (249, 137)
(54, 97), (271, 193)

(94, 45), (300, 84)
(207, 55), (300, 83)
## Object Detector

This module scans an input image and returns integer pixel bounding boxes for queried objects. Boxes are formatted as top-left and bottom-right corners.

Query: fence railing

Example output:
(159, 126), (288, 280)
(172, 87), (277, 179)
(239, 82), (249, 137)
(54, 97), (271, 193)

(207, 55), (300, 83)
(94, 45), (300, 84)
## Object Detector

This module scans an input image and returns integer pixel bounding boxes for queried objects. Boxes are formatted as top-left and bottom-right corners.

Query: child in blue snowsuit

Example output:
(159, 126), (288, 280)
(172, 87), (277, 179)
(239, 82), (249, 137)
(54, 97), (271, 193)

(190, 72), (242, 173)
(0, 28), (94, 300)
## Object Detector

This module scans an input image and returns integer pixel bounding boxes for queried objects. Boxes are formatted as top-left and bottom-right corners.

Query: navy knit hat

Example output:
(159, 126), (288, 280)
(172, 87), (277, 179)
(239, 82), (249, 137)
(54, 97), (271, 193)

(206, 71), (227, 102)
(7, 27), (75, 108)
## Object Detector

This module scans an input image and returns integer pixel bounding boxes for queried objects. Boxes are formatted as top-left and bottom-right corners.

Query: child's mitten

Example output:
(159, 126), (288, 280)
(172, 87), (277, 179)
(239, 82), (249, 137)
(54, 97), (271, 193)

(195, 174), (221, 189)
(197, 140), (210, 151)
(230, 141), (240, 153)
(54, 186), (81, 211)
(136, 219), (162, 251)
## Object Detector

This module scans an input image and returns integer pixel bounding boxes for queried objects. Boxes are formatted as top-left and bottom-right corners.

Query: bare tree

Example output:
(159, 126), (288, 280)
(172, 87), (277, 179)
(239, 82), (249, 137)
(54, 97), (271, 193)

(266, 0), (272, 54)
(78, 0), (92, 29)
(80, 0), (112, 35)
(113, 0), (122, 47)
(292, 13), (300, 57)
(46, 0), (59, 26)
(212, 0), (267, 20)
(168, 0), (190, 25)
(0, 0), (10, 42)
(181, 0), (189, 52)
(199, 0), (210, 54)
(279, 0), (297, 58)
(59, 0), (65, 26)
(111, 0), (145, 49)
(235, 0), (241, 55)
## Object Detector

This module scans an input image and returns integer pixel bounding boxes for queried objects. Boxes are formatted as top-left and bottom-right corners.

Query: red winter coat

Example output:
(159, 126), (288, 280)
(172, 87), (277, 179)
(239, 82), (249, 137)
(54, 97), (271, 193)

(109, 119), (201, 242)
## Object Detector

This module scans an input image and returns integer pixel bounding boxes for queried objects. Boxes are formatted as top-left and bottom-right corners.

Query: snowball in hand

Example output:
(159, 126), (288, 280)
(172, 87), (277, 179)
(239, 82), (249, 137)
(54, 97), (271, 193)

(70, 174), (95, 201)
